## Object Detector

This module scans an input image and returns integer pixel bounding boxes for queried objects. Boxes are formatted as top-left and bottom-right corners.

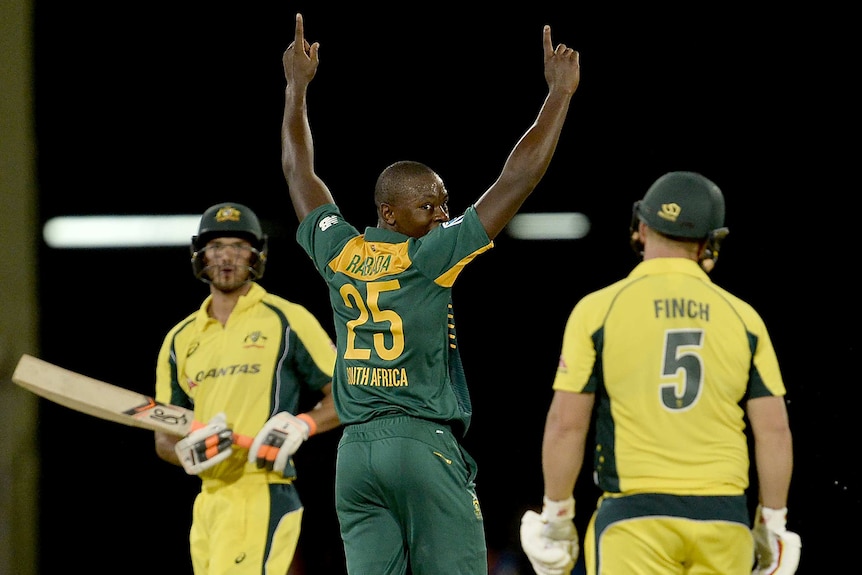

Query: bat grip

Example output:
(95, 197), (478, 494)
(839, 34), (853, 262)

(233, 433), (253, 449)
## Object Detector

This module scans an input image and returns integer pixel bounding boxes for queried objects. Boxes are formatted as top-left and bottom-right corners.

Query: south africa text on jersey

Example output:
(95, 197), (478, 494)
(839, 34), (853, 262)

(346, 366), (409, 387)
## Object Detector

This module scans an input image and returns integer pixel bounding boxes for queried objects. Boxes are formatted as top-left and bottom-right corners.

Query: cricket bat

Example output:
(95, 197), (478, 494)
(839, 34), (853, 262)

(12, 353), (252, 447)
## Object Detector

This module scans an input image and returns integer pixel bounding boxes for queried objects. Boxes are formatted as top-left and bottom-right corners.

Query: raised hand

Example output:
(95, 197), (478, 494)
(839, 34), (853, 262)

(284, 13), (319, 89)
(542, 25), (580, 95)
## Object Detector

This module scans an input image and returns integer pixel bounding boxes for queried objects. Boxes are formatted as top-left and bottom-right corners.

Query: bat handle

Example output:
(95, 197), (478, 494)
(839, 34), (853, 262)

(233, 433), (253, 449)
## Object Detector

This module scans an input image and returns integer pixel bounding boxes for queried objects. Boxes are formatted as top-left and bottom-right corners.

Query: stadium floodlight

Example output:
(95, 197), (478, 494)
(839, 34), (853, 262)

(43, 215), (201, 248)
(506, 212), (590, 240)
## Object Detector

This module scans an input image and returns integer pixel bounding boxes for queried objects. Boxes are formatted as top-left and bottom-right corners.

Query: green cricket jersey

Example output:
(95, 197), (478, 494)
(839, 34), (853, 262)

(297, 204), (492, 435)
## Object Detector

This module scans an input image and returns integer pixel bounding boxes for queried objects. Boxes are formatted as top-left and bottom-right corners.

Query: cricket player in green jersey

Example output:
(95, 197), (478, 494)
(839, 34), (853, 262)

(519, 172), (801, 575)
(281, 13), (580, 575)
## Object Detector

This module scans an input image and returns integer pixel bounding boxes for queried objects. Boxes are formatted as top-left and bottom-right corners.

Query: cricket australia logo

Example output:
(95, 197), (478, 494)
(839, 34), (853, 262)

(215, 206), (242, 222)
(658, 203), (682, 222)
(243, 331), (267, 348)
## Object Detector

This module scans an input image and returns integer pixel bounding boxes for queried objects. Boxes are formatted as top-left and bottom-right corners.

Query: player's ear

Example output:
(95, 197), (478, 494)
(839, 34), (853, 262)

(630, 220), (647, 258)
(379, 203), (396, 226)
(695, 240), (712, 273)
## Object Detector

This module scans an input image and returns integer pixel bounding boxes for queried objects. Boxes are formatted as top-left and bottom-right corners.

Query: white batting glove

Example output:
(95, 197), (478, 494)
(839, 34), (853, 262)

(174, 412), (234, 475)
(248, 412), (310, 475)
(752, 505), (802, 575)
(520, 496), (578, 575)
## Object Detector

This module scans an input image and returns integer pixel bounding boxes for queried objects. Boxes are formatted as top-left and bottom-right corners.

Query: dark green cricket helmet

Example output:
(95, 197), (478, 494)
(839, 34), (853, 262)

(190, 202), (268, 282)
(193, 202), (265, 248)
(634, 171), (725, 239)
(630, 171), (729, 271)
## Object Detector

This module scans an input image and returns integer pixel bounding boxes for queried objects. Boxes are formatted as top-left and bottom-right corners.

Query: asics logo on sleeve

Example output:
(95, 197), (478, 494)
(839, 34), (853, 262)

(441, 215), (464, 228)
(319, 215), (339, 231)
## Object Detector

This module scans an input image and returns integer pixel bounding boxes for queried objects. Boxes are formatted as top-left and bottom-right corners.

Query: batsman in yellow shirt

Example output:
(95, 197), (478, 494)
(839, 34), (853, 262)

(154, 202), (339, 574)
(520, 172), (801, 575)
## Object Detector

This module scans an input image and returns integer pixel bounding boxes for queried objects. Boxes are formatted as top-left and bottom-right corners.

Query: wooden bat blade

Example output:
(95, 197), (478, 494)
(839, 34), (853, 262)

(12, 353), (194, 437)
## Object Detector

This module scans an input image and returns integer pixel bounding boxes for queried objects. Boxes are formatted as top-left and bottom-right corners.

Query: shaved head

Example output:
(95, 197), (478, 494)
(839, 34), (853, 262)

(374, 161), (442, 208)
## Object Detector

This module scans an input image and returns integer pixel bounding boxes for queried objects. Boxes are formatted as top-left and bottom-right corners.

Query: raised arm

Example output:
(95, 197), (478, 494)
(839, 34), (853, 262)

(474, 25), (580, 239)
(282, 13), (335, 222)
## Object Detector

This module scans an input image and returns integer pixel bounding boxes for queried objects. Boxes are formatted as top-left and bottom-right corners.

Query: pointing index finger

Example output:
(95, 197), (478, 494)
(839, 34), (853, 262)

(295, 12), (305, 47)
(543, 25), (552, 60)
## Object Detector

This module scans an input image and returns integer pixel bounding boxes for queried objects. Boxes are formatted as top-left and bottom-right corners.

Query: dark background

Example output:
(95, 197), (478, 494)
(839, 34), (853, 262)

(32, 3), (855, 573)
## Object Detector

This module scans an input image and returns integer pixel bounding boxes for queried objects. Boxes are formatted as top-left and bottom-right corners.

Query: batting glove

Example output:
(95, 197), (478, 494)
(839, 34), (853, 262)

(752, 505), (802, 575)
(248, 412), (311, 475)
(520, 496), (578, 575)
(174, 412), (234, 475)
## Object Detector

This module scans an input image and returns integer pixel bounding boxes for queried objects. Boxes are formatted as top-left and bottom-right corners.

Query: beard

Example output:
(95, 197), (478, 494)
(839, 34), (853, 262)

(206, 263), (252, 293)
